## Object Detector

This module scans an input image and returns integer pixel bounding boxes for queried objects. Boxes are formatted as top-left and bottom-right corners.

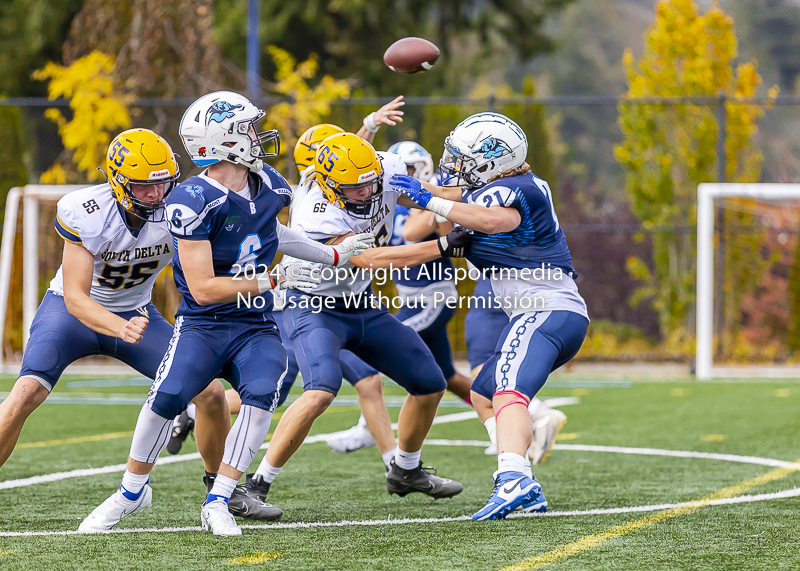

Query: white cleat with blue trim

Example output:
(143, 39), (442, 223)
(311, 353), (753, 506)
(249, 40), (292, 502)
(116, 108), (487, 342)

(78, 484), (153, 532)
(201, 498), (242, 536)
(472, 472), (547, 521)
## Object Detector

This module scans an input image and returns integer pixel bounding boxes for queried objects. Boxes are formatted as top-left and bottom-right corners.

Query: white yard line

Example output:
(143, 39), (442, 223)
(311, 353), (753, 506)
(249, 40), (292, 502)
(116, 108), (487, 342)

(2, 487), (799, 537)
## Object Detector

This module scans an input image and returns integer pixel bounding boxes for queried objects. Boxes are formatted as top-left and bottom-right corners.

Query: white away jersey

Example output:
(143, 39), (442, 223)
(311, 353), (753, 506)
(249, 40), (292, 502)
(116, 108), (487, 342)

(50, 184), (173, 312)
(282, 151), (405, 297)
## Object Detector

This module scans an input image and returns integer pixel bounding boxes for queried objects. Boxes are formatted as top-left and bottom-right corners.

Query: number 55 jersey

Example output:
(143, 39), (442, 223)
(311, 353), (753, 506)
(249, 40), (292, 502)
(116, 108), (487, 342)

(51, 183), (173, 312)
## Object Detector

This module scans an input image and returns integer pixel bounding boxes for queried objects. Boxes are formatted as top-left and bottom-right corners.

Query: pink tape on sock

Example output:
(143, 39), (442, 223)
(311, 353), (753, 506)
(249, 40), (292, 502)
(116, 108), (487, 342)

(495, 390), (530, 404)
(462, 395), (472, 406)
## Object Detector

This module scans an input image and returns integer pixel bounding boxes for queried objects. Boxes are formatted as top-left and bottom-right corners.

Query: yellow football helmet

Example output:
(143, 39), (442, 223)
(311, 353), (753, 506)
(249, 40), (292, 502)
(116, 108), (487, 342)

(313, 133), (383, 219)
(294, 124), (345, 173)
(105, 129), (180, 220)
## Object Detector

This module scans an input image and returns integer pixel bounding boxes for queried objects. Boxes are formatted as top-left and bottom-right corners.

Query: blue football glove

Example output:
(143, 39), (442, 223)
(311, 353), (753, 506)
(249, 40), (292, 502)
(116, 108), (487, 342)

(391, 174), (433, 208)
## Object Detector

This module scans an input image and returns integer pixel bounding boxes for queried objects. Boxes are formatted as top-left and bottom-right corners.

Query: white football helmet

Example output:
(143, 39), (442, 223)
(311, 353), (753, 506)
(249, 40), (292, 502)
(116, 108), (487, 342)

(179, 91), (279, 172)
(387, 141), (435, 182)
(439, 112), (527, 190)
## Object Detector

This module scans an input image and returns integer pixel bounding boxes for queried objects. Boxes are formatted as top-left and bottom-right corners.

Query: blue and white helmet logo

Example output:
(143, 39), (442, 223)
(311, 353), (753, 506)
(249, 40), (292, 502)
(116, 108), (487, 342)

(206, 101), (244, 125)
(473, 137), (509, 159)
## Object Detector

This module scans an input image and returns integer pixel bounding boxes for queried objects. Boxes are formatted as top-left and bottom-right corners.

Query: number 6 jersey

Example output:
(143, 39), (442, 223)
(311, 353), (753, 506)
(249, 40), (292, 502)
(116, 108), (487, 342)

(50, 183), (174, 312)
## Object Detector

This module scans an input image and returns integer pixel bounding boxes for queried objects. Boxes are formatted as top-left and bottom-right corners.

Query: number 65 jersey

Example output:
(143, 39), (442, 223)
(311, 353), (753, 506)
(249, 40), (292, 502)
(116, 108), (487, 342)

(50, 183), (174, 312)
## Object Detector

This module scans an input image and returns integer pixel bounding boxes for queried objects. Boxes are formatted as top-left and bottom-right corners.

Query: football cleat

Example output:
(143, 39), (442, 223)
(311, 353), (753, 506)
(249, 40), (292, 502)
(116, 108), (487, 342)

(472, 472), (546, 521)
(228, 475), (283, 521)
(166, 411), (195, 455)
(203, 473), (216, 494)
(78, 485), (152, 532)
(528, 408), (567, 465)
(386, 459), (463, 499)
(201, 498), (242, 536)
(484, 443), (497, 456)
(326, 423), (377, 453)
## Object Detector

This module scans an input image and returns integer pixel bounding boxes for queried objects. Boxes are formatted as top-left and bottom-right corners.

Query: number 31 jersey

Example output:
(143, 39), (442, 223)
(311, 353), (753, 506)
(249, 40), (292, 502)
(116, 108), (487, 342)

(50, 183), (174, 312)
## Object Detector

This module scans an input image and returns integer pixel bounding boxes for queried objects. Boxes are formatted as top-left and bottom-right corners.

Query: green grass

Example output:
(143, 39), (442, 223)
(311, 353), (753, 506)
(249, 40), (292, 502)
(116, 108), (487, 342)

(2, 374), (800, 570)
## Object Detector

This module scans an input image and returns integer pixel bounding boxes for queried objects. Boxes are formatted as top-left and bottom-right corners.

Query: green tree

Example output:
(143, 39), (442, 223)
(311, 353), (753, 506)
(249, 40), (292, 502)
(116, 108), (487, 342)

(214, 0), (574, 96)
(0, 0), (82, 97)
(615, 0), (774, 346)
(0, 105), (28, 222)
(62, 0), (225, 97)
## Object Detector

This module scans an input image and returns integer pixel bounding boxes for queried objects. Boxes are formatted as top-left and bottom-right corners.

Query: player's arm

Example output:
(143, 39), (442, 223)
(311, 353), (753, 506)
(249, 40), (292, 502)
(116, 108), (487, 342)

(394, 177), (521, 234)
(328, 233), (454, 270)
(61, 242), (148, 343)
(176, 238), (265, 305)
(401, 210), (454, 242)
(421, 180), (463, 202)
(355, 96), (404, 143)
(275, 222), (373, 266)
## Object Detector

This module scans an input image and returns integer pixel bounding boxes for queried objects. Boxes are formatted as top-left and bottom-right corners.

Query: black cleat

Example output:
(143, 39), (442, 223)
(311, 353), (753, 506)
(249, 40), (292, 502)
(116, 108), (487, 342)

(166, 411), (194, 455)
(386, 459), (463, 499)
(227, 474), (283, 521)
(203, 473), (217, 495)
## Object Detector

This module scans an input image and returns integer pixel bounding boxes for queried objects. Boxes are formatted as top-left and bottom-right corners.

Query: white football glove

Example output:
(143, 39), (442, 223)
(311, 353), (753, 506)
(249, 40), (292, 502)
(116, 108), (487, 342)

(332, 232), (375, 267)
(257, 263), (321, 293)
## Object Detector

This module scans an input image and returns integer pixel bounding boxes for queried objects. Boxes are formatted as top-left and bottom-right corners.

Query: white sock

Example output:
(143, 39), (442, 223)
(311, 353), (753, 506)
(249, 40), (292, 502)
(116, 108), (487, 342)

(120, 471), (149, 499)
(522, 457), (533, 479)
(208, 474), (237, 501)
(497, 452), (528, 475)
(395, 447), (421, 470)
(255, 458), (282, 483)
(356, 414), (368, 429)
(129, 404), (172, 464)
(528, 398), (542, 416)
(186, 402), (196, 421)
(483, 416), (497, 446)
(382, 447), (398, 469)
(221, 404), (274, 473)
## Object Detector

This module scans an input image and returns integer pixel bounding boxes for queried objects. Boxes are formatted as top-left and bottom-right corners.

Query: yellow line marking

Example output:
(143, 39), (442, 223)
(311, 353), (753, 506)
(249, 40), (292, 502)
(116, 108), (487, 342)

(556, 433), (580, 441)
(0, 550), (16, 555)
(571, 388), (589, 396)
(671, 388), (687, 397)
(775, 388), (791, 397)
(224, 552), (283, 565)
(16, 431), (134, 450)
(702, 434), (727, 442)
(499, 458), (800, 571)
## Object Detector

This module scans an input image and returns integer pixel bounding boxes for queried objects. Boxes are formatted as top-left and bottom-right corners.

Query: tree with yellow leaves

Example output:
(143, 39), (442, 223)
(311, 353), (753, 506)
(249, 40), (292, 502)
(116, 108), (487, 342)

(615, 0), (775, 348)
(264, 46), (350, 179)
(33, 51), (132, 184)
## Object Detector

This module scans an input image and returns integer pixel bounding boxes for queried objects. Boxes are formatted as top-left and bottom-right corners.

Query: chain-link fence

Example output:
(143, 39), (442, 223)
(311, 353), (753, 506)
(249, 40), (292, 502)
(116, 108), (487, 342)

(4, 95), (799, 363)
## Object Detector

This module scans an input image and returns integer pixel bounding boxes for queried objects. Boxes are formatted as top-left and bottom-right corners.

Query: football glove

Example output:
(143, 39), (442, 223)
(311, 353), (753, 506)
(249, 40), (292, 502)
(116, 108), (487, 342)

(332, 232), (375, 266)
(437, 226), (472, 258)
(391, 174), (432, 208)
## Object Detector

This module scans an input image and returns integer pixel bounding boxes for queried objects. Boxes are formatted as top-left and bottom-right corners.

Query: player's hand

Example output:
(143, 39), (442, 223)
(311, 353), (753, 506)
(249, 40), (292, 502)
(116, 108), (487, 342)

(372, 95), (405, 127)
(333, 232), (375, 266)
(437, 226), (471, 258)
(391, 174), (432, 208)
(277, 264), (321, 291)
(120, 316), (149, 344)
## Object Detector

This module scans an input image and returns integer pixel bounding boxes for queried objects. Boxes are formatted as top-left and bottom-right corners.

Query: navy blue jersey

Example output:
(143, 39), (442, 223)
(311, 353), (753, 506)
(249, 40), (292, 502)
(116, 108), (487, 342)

(464, 173), (576, 275)
(165, 167), (292, 318)
(390, 205), (453, 287)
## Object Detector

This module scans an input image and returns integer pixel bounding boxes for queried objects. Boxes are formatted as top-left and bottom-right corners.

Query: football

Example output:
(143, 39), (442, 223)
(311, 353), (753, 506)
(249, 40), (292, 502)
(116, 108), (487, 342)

(383, 37), (440, 74)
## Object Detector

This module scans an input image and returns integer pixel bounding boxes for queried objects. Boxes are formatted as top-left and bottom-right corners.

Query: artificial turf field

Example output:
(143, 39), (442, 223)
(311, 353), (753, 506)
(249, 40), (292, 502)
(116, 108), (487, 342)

(2, 372), (800, 570)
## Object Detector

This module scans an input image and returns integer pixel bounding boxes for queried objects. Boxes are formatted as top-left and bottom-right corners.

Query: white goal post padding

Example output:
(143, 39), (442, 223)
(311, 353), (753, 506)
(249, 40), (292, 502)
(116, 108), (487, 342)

(0, 185), (83, 372)
(696, 183), (800, 379)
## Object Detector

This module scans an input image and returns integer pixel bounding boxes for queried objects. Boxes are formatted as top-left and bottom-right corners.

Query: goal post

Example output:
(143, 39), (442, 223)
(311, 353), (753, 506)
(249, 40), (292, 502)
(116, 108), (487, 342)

(696, 183), (800, 379)
(0, 185), (83, 373)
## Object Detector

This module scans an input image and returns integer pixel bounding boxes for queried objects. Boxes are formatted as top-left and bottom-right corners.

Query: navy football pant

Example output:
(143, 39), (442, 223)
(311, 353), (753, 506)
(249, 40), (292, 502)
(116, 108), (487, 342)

(465, 278), (510, 370)
(273, 310), (378, 406)
(146, 315), (287, 419)
(395, 288), (458, 380)
(284, 303), (446, 396)
(20, 291), (172, 390)
(472, 310), (588, 401)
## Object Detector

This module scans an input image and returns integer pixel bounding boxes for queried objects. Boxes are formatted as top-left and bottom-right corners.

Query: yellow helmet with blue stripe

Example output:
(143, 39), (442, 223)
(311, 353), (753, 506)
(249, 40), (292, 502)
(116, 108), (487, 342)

(105, 129), (180, 220)
(313, 133), (383, 219)
(294, 124), (345, 173)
